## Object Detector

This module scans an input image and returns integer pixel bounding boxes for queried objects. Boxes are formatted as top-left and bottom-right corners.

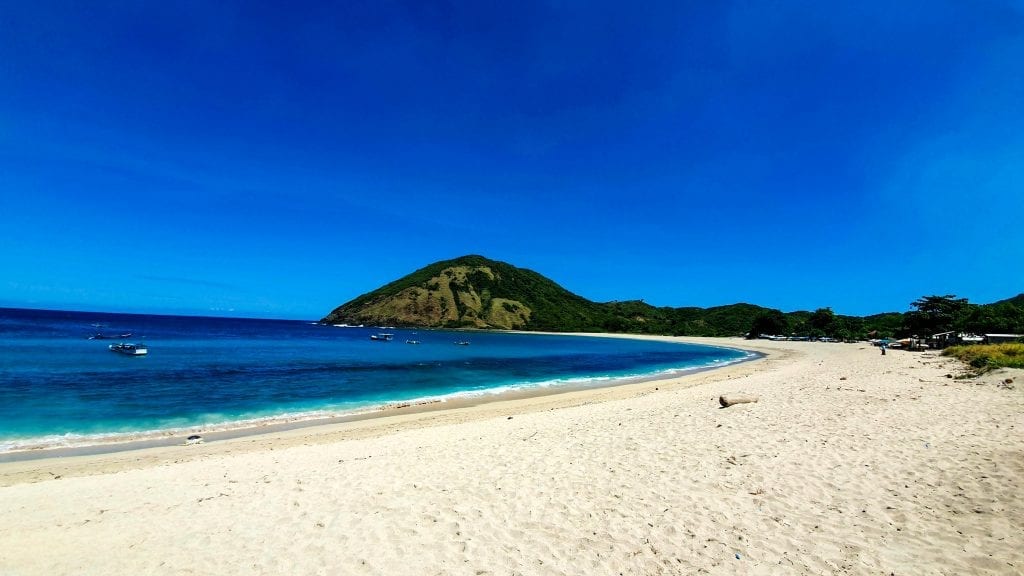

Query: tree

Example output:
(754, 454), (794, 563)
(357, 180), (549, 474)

(962, 301), (1024, 334)
(748, 310), (788, 339)
(838, 315), (865, 341)
(807, 307), (837, 337)
(903, 295), (970, 336)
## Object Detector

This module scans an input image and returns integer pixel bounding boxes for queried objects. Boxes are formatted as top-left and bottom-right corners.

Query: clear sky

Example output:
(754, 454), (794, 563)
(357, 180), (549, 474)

(2, 1), (1022, 320)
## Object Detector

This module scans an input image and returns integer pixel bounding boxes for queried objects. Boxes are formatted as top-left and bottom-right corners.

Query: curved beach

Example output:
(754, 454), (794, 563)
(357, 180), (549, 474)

(1, 336), (1021, 575)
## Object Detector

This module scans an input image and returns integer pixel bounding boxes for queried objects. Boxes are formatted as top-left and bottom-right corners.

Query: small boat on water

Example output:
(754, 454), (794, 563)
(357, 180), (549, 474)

(89, 332), (132, 340)
(370, 333), (394, 341)
(405, 340), (420, 345)
(454, 341), (470, 346)
(109, 343), (148, 356)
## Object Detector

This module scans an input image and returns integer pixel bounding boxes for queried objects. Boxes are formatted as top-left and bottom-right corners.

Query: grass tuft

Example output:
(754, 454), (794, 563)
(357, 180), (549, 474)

(943, 343), (1024, 370)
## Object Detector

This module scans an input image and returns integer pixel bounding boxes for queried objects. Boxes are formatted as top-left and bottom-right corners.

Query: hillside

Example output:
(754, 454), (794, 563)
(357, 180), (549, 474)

(322, 255), (607, 331)
(994, 293), (1024, 307)
(323, 255), (1021, 338)
(321, 255), (771, 334)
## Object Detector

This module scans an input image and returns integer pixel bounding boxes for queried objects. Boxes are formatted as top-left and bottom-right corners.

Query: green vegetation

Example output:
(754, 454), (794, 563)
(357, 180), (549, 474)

(748, 310), (788, 338)
(322, 255), (771, 334)
(323, 255), (606, 331)
(322, 255), (1024, 339)
(904, 295), (970, 336)
(899, 294), (1024, 337)
(943, 343), (1024, 370)
(758, 295), (1023, 341)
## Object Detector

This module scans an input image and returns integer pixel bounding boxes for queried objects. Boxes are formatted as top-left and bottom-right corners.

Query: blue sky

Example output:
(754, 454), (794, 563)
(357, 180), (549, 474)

(1, 1), (1022, 319)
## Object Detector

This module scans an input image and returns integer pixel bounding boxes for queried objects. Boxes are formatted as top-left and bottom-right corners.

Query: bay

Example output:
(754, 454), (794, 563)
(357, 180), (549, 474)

(0, 307), (751, 451)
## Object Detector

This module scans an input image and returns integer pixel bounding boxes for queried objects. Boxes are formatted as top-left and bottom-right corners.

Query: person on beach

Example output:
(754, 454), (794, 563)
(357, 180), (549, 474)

(881, 343), (886, 355)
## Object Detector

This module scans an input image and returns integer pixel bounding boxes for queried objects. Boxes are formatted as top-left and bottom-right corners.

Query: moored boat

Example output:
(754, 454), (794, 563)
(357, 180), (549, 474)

(109, 343), (148, 356)
(89, 332), (132, 340)
(370, 333), (394, 341)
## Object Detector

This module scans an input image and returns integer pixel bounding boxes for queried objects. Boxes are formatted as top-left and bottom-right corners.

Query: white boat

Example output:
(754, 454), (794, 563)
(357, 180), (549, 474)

(109, 343), (148, 356)
(89, 332), (132, 340)
(370, 333), (394, 341)
(405, 340), (420, 344)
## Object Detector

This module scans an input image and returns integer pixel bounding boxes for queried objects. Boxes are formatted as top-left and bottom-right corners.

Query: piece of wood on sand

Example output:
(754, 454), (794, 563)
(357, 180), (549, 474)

(719, 394), (759, 408)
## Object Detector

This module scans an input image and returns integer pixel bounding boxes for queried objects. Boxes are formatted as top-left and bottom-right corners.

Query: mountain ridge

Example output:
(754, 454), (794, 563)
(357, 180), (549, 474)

(322, 255), (1023, 337)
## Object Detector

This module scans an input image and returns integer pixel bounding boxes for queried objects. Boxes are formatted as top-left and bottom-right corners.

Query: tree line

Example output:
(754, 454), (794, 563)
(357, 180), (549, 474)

(747, 294), (1024, 341)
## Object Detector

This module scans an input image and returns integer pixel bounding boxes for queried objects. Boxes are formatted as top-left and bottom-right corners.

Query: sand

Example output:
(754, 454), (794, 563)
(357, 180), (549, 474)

(1, 337), (1022, 575)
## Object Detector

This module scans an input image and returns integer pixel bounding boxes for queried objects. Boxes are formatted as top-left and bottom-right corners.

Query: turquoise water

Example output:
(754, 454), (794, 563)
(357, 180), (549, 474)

(0, 308), (751, 451)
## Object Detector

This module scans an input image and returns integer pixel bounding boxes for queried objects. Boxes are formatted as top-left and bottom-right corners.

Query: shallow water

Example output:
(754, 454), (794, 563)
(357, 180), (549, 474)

(0, 307), (749, 451)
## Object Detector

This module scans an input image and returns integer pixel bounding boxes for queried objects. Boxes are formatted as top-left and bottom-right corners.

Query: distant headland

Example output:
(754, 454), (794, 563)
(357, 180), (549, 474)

(322, 255), (1024, 339)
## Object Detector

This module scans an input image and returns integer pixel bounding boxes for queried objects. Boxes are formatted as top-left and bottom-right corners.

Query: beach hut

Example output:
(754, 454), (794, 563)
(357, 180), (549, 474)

(928, 331), (985, 349)
(929, 331), (956, 349)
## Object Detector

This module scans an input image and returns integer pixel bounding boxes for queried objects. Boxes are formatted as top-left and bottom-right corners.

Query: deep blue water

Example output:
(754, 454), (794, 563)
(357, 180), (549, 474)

(0, 307), (750, 451)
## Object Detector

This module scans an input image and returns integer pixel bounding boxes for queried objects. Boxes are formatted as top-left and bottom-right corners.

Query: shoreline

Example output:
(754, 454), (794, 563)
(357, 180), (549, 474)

(3, 335), (1021, 574)
(0, 335), (772, 485)
(0, 334), (760, 462)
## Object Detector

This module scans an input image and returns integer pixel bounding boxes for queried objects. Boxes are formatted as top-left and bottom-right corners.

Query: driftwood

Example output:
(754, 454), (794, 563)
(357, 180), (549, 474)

(719, 394), (759, 408)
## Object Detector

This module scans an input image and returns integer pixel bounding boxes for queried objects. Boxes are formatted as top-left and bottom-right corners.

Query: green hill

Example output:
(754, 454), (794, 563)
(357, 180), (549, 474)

(322, 255), (1021, 338)
(993, 293), (1024, 307)
(322, 255), (607, 331)
(321, 255), (768, 334)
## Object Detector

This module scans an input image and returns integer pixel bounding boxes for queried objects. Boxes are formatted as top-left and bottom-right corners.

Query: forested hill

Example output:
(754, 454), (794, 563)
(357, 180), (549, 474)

(322, 255), (604, 332)
(321, 255), (768, 334)
(322, 255), (1023, 338)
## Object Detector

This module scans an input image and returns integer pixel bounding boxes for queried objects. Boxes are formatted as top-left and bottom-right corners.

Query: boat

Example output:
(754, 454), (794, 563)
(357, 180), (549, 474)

(109, 343), (148, 356)
(454, 341), (470, 346)
(89, 332), (132, 340)
(370, 333), (394, 341)
(405, 340), (420, 345)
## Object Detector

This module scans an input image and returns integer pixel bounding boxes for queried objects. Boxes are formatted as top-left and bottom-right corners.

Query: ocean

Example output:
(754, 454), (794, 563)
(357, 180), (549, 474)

(0, 307), (752, 452)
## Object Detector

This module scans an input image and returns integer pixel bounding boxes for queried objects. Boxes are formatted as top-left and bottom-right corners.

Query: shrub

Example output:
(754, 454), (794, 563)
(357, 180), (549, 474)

(943, 343), (1024, 370)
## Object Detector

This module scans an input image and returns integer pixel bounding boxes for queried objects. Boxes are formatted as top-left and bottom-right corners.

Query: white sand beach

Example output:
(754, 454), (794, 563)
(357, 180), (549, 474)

(1, 337), (1021, 575)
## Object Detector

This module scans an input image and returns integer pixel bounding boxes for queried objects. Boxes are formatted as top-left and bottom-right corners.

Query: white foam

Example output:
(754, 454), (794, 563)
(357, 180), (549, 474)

(0, 348), (759, 454)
